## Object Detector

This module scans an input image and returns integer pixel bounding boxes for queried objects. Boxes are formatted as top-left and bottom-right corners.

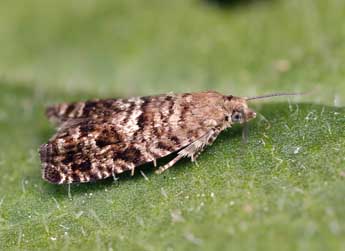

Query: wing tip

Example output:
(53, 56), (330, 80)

(42, 164), (63, 184)
(40, 144), (64, 184)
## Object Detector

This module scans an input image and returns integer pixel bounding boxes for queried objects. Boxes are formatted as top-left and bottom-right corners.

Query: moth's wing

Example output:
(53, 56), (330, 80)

(41, 92), (227, 184)
(40, 117), (204, 184)
(41, 117), (136, 184)
(45, 98), (129, 126)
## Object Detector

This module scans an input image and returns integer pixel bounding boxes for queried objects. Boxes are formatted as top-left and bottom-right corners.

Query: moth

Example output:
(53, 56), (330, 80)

(40, 91), (301, 184)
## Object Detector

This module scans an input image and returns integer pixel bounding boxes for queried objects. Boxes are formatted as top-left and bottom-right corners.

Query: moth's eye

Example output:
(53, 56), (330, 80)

(231, 112), (242, 123)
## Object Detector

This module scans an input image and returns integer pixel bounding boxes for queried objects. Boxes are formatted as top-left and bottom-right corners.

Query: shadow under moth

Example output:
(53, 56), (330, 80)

(40, 90), (302, 184)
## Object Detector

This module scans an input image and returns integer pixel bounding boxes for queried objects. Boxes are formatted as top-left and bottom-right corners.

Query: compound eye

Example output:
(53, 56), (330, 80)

(231, 112), (243, 123)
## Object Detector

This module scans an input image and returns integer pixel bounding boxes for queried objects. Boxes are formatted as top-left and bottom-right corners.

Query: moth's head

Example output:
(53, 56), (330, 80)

(225, 96), (256, 124)
(225, 91), (306, 124)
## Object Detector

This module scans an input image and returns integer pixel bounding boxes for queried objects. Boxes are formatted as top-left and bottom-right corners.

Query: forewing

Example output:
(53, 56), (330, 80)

(46, 98), (130, 126)
(41, 118), (142, 184)
(40, 91), (227, 184)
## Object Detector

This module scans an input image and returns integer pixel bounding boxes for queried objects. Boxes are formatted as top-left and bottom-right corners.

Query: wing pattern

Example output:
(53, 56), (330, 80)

(40, 91), (228, 184)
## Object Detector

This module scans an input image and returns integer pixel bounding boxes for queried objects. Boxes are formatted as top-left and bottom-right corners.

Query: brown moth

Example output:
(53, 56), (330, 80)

(40, 90), (302, 184)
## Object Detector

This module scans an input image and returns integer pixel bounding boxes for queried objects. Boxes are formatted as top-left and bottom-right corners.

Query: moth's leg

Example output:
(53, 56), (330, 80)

(189, 145), (204, 167)
(129, 163), (136, 176)
(112, 171), (119, 181)
(156, 128), (221, 174)
(111, 161), (136, 177)
(155, 155), (184, 174)
(189, 128), (220, 163)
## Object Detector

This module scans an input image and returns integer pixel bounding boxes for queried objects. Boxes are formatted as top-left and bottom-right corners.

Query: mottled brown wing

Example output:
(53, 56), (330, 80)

(40, 91), (227, 184)
(46, 98), (127, 126)
(41, 118), (141, 184)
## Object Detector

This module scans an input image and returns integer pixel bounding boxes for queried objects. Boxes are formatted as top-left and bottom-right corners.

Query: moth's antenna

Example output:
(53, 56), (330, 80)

(246, 91), (306, 101)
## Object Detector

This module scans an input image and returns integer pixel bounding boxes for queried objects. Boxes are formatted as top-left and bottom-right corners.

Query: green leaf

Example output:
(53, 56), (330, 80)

(1, 82), (345, 250)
